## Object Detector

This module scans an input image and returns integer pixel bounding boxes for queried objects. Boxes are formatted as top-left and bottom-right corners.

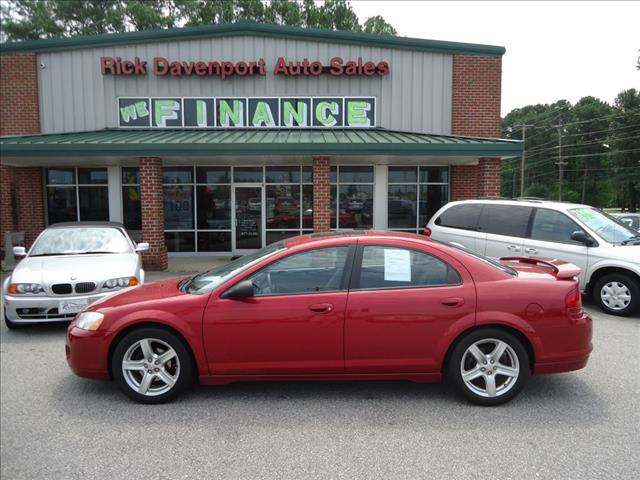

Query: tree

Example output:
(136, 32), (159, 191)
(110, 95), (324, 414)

(0, 0), (397, 40)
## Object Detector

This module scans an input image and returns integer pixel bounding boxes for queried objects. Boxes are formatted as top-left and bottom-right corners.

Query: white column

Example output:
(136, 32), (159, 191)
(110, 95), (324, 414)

(373, 164), (387, 230)
(107, 166), (123, 222)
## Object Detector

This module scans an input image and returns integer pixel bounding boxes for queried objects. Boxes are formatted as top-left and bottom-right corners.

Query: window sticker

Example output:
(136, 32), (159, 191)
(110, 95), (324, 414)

(384, 248), (411, 282)
(573, 208), (598, 222)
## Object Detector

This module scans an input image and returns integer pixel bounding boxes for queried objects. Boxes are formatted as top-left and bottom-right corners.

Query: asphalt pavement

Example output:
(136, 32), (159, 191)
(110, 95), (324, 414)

(1, 273), (639, 479)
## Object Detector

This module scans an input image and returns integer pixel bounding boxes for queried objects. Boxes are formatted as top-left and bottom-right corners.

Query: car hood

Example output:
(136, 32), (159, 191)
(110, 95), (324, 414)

(89, 275), (190, 310)
(11, 254), (139, 284)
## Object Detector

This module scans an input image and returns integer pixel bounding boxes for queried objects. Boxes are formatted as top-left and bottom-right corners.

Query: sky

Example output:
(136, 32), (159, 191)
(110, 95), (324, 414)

(350, 1), (640, 116)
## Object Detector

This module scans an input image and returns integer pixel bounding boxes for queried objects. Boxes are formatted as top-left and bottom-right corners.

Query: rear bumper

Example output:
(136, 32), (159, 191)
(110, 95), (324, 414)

(66, 324), (111, 380)
(534, 353), (591, 375)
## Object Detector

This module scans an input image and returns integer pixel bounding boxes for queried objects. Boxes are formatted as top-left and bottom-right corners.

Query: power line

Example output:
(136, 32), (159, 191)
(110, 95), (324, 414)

(524, 147), (640, 170)
(525, 132), (640, 158)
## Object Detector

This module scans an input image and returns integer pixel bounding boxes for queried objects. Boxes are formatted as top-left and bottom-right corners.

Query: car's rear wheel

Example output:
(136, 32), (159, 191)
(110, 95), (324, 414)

(448, 329), (530, 406)
(593, 273), (639, 317)
(111, 327), (194, 404)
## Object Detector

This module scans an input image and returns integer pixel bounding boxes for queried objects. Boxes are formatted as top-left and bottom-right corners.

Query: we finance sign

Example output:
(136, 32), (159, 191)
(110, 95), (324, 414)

(118, 97), (376, 129)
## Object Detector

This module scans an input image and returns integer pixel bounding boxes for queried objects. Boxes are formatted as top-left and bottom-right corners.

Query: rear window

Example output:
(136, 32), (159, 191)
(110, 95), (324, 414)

(435, 203), (483, 230)
(478, 205), (533, 237)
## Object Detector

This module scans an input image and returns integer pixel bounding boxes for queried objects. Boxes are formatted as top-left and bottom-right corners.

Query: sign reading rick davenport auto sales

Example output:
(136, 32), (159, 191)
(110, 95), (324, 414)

(118, 97), (376, 129)
(101, 56), (389, 78)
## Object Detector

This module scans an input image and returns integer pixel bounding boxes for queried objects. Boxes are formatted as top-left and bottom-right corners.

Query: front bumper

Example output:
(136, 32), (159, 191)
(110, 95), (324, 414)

(3, 291), (114, 323)
(66, 323), (111, 380)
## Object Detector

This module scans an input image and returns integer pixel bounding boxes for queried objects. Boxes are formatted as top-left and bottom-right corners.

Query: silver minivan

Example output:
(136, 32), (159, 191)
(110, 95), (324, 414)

(426, 199), (640, 317)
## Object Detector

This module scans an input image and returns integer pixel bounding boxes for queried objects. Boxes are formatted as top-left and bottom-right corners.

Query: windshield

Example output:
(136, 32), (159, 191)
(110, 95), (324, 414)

(30, 227), (132, 256)
(569, 208), (638, 244)
(184, 241), (287, 293)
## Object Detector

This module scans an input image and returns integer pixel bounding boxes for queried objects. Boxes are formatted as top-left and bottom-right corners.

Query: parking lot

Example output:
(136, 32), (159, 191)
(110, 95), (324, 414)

(1, 272), (639, 479)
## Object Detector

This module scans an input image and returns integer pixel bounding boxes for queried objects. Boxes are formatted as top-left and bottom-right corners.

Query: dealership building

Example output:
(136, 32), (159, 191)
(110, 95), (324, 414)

(0, 22), (521, 269)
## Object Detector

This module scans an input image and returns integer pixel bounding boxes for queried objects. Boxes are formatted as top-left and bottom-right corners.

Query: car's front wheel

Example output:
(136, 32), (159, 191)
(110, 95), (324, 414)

(111, 327), (194, 404)
(593, 273), (639, 317)
(448, 329), (530, 406)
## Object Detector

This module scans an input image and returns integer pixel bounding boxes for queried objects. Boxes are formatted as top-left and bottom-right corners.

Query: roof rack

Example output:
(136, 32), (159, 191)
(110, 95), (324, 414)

(513, 197), (546, 203)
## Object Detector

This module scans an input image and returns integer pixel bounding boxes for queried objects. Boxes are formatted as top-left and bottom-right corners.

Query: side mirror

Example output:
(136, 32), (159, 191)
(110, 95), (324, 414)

(571, 231), (595, 247)
(135, 242), (150, 252)
(12, 246), (26, 257)
(222, 279), (255, 300)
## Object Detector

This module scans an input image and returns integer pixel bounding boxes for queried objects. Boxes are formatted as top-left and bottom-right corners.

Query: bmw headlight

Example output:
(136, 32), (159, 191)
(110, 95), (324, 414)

(7, 283), (45, 295)
(75, 311), (104, 331)
(103, 276), (138, 290)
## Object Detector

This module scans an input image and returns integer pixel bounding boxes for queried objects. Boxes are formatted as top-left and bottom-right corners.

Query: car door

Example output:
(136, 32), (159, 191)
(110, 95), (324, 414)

(523, 208), (590, 285)
(344, 240), (476, 373)
(202, 244), (355, 375)
(477, 204), (533, 259)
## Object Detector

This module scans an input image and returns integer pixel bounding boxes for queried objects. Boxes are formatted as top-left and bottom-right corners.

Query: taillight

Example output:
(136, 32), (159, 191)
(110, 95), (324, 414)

(565, 287), (581, 309)
(423, 227), (432, 237)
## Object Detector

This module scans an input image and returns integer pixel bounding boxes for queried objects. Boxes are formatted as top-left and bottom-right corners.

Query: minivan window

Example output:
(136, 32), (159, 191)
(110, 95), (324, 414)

(570, 207), (638, 244)
(531, 209), (585, 244)
(478, 205), (532, 237)
(435, 203), (483, 230)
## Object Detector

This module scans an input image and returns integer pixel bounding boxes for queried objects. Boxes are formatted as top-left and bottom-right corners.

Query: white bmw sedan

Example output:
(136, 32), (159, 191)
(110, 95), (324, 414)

(3, 222), (148, 329)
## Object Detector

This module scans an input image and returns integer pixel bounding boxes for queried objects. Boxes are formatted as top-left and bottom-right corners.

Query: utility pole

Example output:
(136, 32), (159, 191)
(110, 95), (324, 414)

(519, 124), (533, 196)
(554, 124), (567, 201)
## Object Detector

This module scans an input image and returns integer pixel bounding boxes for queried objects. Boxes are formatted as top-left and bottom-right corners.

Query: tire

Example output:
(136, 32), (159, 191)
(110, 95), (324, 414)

(111, 327), (194, 404)
(447, 328), (530, 406)
(593, 273), (639, 317)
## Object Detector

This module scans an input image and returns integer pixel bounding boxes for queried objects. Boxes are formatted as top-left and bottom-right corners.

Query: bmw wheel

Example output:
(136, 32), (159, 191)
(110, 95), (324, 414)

(111, 327), (194, 404)
(448, 329), (530, 406)
(594, 273), (639, 317)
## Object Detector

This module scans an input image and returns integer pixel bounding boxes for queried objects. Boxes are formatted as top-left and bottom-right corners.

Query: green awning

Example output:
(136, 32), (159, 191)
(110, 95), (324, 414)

(0, 129), (522, 157)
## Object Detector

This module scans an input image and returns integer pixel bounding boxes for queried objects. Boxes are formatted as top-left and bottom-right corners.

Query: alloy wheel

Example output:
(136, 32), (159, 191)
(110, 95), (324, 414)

(121, 338), (181, 396)
(600, 281), (631, 311)
(460, 338), (520, 398)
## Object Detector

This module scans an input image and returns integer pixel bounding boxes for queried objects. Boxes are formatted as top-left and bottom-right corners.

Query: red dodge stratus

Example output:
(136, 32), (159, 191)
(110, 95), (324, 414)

(66, 231), (592, 406)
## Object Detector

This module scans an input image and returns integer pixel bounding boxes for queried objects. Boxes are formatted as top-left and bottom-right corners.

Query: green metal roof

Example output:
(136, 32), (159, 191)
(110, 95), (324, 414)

(0, 21), (505, 56)
(0, 129), (522, 157)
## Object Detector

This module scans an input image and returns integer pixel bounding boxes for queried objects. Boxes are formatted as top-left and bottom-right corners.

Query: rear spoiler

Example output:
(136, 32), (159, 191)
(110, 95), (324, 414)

(500, 256), (581, 280)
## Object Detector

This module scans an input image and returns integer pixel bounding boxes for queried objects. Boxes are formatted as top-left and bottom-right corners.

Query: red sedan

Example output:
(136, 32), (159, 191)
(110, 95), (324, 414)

(66, 231), (592, 406)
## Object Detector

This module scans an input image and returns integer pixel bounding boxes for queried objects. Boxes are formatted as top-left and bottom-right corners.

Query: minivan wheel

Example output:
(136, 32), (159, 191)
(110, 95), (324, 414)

(448, 329), (530, 406)
(111, 327), (194, 404)
(593, 273), (639, 317)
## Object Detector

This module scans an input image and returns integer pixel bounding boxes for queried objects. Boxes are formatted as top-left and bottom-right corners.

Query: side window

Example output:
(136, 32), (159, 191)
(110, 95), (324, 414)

(531, 209), (585, 244)
(478, 205), (532, 237)
(249, 247), (349, 296)
(435, 203), (483, 230)
(357, 246), (460, 290)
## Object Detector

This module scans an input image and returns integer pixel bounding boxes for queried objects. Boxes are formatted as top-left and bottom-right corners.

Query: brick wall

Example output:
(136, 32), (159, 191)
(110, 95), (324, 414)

(0, 54), (40, 136)
(451, 54), (503, 200)
(139, 157), (168, 270)
(312, 156), (331, 232)
(1, 53), (43, 259)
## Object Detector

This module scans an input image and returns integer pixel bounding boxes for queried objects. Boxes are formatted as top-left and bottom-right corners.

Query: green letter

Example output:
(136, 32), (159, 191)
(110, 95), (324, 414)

(196, 100), (208, 127)
(347, 101), (371, 127)
(218, 99), (244, 127)
(282, 101), (308, 127)
(153, 99), (180, 127)
(134, 101), (149, 119)
(252, 101), (275, 127)
(315, 101), (339, 127)
(120, 104), (137, 123)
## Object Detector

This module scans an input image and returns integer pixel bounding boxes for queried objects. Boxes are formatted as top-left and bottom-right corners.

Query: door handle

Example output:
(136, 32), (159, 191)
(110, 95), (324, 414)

(309, 303), (334, 313)
(440, 297), (464, 308)
(524, 247), (538, 255)
(506, 245), (521, 252)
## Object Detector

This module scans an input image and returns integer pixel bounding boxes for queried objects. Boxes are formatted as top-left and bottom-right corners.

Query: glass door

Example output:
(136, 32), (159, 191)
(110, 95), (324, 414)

(233, 186), (263, 254)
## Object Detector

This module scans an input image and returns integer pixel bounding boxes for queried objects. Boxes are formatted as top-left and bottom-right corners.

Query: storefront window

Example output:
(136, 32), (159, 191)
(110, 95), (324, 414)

(121, 167), (142, 241)
(388, 166), (449, 233)
(45, 168), (109, 225)
(265, 166), (313, 243)
(330, 166), (374, 229)
(163, 168), (195, 251)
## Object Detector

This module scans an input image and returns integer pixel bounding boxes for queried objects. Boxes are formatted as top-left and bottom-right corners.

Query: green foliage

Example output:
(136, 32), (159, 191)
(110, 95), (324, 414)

(0, 0), (396, 40)
(502, 90), (640, 211)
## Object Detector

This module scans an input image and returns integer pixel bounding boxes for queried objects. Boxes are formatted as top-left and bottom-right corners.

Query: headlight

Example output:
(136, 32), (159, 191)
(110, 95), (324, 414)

(102, 276), (138, 289)
(75, 311), (104, 331)
(7, 283), (45, 295)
